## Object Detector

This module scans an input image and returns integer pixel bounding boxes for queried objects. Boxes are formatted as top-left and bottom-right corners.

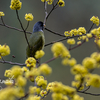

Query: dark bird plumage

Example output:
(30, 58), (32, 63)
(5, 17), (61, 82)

(26, 21), (45, 58)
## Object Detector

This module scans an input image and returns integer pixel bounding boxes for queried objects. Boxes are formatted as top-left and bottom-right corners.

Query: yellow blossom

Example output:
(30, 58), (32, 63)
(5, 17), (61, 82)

(91, 52), (100, 67)
(10, 0), (22, 10)
(78, 27), (86, 34)
(87, 33), (92, 38)
(47, 0), (54, 5)
(81, 35), (86, 40)
(72, 81), (84, 90)
(25, 57), (36, 68)
(70, 29), (78, 36)
(25, 13), (34, 21)
(46, 82), (54, 91)
(39, 64), (52, 75)
(64, 31), (73, 37)
(0, 12), (5, 17)
(62, 58), (69, 66)
(52, 82), (63, 93)
(62, 85), (76, 96)
(25, 68), (40, 82)
(35, 76), (44, 83)
(51, 42), (70, 58)
(41, 0), (48, 2)
(35, 50), (45, 59)
(74, 74), (82, 81)
(77, 41), (81, 45)
(16, 76), (27, 87)
(11, 66), (23, 78)
(40, 90), (47, 97)
(82, 57), (96, 69)
(0, 44), (10, 58)
(71, 94), (84, 100)
(52, 93), (63, 100)
(71, 64), (88, 76)
(4, 70), (12, 78)
(96, 39), (100, 47)
(29, 86), (41, 94)
(85, 74), (100, 88)
(27, 95), (41, 100)
(35, 76), (47, 89)
(4, 79), (14, 86)
(67, 39), (76, 45)
(90, 16), (99, 26)
(68, 58), (77, 67)
(58, 0), (65, 7)
(21, 67), (29, 72)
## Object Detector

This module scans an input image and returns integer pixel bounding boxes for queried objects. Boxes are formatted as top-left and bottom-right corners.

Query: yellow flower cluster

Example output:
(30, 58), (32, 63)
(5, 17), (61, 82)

(62, 58), (77, 67)
(91, 52), (100, 67)
(25, 68), (40, 82)
(0, 44), (10, 58)
(4, 66), (28, 87)
(16, 75), (27, 87)
(47, 81), (77, 100)
(40, 90), (47, 96)
(35, 76), (47, 89)
(91, 27), (100, 39)
(41, 0), (54, 5)
(11, 65), (23, 78)
(64, 27), (86, 37)
(58, 0), (65, 7)
(51, 42), (70, 58)
(29, 86), (41, 94)
(82, 57), (96, 69)
(90, 16), (99, 26)
(35, 50), (45, 59)
(67, 39), (76, 45)
(21, 66), (29, 72)
(0, 12), (5, 18)
(10, 0), (22, 10)
(4, 70), (12, 78)
(72, 75), (84, 90)
(25, 13), (34, 21)
(0, 87), (25, 100)
(71, 64), (88, 76)
(71, 94), (84, 100)
(39, 64), (52, 75)
(85, 74), (100, 88)
(25, 57), (36, 68)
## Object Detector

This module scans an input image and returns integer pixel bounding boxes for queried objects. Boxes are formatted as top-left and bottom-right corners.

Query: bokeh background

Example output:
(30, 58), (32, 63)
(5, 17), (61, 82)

(0, 0), (100, 100)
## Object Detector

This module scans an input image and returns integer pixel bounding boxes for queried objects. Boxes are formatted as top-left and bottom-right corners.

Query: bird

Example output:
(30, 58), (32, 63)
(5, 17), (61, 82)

(26, 21), (45, 58)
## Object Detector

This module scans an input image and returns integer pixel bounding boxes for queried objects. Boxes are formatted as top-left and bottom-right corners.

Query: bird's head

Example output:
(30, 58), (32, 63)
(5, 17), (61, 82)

(33, 21), (44, 33)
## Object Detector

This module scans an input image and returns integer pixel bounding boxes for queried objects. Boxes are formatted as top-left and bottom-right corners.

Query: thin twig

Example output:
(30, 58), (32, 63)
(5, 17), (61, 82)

(0, 60), (25, 66)
(44, 35), (84, 47)
(44, 1), (58, 24)
(0, 20), (32, 34)
(45, 27), (65, 37)
(77, 90), (100, 96)
(87, 23), (94, 33)
(44, 1), (48, 24)
(83, 86), (90, 92)
(16, 10), (30, 49)
(25, 21), (30, 31)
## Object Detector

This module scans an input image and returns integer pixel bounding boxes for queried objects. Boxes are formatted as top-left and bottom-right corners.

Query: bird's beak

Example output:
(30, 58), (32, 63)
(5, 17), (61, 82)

(44, 24), (46, 27)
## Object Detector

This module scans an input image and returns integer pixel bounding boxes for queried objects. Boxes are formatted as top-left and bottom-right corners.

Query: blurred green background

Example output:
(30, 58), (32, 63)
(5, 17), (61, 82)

(0, 0), (100, 100)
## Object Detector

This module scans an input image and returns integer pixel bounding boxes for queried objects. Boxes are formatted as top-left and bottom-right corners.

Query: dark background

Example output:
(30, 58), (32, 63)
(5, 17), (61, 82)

(0, 0), (100, 100)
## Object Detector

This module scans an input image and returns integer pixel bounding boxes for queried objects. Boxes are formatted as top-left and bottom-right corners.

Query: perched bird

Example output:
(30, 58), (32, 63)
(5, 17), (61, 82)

(26, 21), (45, 58)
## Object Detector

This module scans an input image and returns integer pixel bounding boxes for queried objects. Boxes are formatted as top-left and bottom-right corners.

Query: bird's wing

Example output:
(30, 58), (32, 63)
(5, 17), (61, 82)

(26, 32), (44, 58)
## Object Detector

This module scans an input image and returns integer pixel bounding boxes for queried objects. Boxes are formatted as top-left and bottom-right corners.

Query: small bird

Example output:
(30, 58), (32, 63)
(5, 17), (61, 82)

(26, 21), (45, 58)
